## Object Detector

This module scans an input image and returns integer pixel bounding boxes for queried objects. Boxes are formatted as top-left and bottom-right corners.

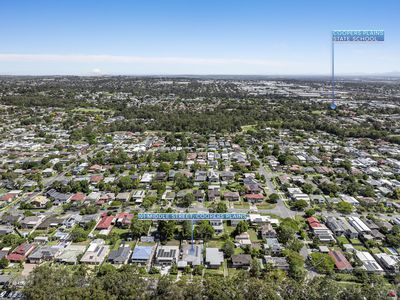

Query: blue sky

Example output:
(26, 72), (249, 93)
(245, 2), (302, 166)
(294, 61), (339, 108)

(0, 0), (399, 75)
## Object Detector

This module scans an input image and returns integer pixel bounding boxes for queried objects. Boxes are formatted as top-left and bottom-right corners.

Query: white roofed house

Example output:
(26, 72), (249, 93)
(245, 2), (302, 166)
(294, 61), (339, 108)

(80, 239), (110, 265)
(205, 248), (224, 268)
(338, 218), (359, 239)
(356, 251), (384, 274)
(307, 217), (335, 242)
(132, 190), (146, 204)
(140, 172), (154, 185)
(86, 192), (101, 202)
(340, 194), (359, 206)
(347, 217), (371, 234)
(56, 244), (87, 264)
(287, 188), (310, 202)
(374, 253), (400, 273)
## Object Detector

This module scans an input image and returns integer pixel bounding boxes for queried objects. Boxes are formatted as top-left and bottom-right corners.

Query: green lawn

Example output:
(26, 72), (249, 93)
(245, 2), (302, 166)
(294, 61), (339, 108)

(227, 267), (245, 278)
(111, 227), (130, 238)
(207, 239), (224, 249)
(223, 224), (235, 235)
(233, 201), (250, 209)
(204, 266), (224, 277)
(112, 239), (122, 250)
(354, 245), (368, 251)
(234, 247), (244, 255)
(248, 228), (260, 242)
(349, 238), (362, 245)
(256, 203), (276, 210)
(336, 236), (350, 244)
(369, 247), (381, 254)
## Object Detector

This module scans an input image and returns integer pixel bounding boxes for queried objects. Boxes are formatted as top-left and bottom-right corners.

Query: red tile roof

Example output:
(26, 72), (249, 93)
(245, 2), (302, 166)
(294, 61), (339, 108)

(96, 215), (114, 230)
(70, 192), (86, 202)
(90, 175), (103, 183)
(6, 243), (35, 262)
(328, 250), (352, 270)
(0, 193), (15, 202)
(307, 217), (321, 229)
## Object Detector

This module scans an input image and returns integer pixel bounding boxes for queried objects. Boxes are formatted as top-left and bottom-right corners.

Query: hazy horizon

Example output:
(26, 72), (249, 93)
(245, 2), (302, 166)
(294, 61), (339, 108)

(1, 0), (399, 75)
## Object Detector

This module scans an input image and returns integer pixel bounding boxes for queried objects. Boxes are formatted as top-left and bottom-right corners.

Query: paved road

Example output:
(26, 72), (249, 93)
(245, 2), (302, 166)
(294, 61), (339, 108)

(257, 163), (299, 219)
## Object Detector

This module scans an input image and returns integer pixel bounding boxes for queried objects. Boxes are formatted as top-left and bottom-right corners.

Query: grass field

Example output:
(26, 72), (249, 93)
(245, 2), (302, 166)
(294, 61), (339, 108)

(233, 201), (250, 209)
(256, 203), (276, 210)
(207, 239), (224, 249)
(349, 238), (362, 245)
(248, 228), (260, 242)
(336, 236), (350, 244)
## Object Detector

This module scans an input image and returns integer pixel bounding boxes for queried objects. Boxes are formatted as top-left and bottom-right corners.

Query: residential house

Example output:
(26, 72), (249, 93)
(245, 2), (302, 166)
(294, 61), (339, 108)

(264, 256), (289, 270)
(28, 246), (61, 264)
(21, 216), (44, 229)
(326, 217), (345, 236)
(220, 171), (235, 182)
(235, 232), (252, 246)
(178, 244), (203, 268)
(265, 238), (283, 255)
(108, 244), (132, 265)
(375, 253), (400, 273)
(224, 191), (240, 201)
(194, 171), (207, 183)
(116, 192), (131, 202)
(80, 239), (110, 265)
(47, 189), (72, 205)
(338, 217), (359, 239)
(205, 248), (224, 268)
(155, 245), (179, 266)
(356, 251), (384, 273)
(96, 214), (114, 231)
(7, 243), (36, 262)
(193, 190), (205, 202)
(37, 217), (64, 230)
(328, 250), (353, 272)
(130, 245), (155, 267)
(132, 190), (146, 204)
(56, 244), (87, 264)
(86, 192), (101, 202)
(244, 193), (264, 203)
(347, 217), (371, 234)
(245, 183), (263, 194)
(0, 226), (13, 235)
(231, 254), (251, 269)
(70, 192), (86, 204)
(259, 223), (277, 239)
(307, 217), (335, 242)
(30, 196), (50, 208)
(210, 219), (224, 234)
(162, 191), (176, 202)
(114, 212), (133, 228)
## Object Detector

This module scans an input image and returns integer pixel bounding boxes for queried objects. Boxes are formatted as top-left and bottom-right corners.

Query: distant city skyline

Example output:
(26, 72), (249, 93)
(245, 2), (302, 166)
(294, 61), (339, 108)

(1, 0), (399, 75)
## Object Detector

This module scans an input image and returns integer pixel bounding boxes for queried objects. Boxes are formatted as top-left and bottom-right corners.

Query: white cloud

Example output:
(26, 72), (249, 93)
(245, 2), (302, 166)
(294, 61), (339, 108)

(0, 53), (294, 67)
